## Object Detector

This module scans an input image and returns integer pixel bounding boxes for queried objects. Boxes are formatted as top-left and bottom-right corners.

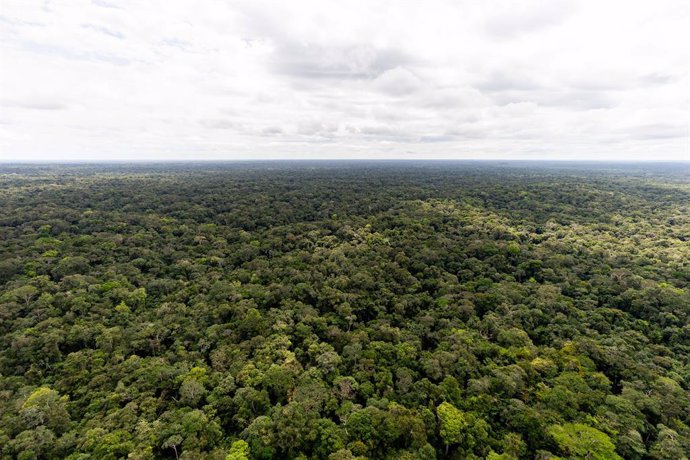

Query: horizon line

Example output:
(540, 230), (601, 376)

(1, 159), (689, 165)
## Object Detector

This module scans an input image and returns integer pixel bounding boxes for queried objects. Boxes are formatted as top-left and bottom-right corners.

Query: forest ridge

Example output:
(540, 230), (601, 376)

(0, 162), (689, 459)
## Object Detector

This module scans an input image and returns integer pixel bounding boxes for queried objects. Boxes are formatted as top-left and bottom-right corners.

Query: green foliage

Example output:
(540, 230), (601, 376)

(649, 425), (689, 460)
(226, 440), (250, 460)
(19, 387), (70, 433)
(0, 162), (689, 459)
(549, 423), (621, 460)
(437, 402), (466, 446)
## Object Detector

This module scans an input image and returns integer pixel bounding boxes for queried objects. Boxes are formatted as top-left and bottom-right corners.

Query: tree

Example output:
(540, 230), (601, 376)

(226, 440), (250, 460)
(437, 402), (466, 455)
(19, 387), (70, 434)
(179, 377), (206, 407)
(11, 285), (38, 306)
(649, 425), (688, 460)
(548, 423), (621, 460)
(162, 434), (183, 460)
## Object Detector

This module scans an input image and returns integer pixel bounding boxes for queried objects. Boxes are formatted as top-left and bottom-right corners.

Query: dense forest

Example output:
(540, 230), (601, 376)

(0, 162), (688, 460)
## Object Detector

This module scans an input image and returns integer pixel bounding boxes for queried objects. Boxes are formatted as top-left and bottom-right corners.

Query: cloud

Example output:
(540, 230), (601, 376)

(372, 67), (424, 96)
(639, 73), (677, 87)
(261, 126), (283, 135)
(297, 122), (338, 137)
(81, 24), (125, 39)
(419, 135), (455, 143)
(628, 123), (688, 140)
(0, 0), (687, 161)
(91, 0), (122, 9)
(200, 119), (240, 130)
(1, 98), (68, 110)
(483, 0), (576, 39)
(490, 89), (617, 110)
(477, 72), (544, 92)
(271, 43), (411, 80)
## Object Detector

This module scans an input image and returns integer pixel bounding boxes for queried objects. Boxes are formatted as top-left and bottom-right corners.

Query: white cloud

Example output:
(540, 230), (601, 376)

(0, 0), (687, 161)
(372, 67), (424, 96)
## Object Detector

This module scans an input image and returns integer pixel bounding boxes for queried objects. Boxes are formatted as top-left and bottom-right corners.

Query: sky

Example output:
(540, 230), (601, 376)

(0, 0), (688, 161)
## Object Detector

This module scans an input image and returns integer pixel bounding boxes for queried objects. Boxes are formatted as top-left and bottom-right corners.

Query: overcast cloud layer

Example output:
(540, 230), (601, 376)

(0, 0), (688, 161)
